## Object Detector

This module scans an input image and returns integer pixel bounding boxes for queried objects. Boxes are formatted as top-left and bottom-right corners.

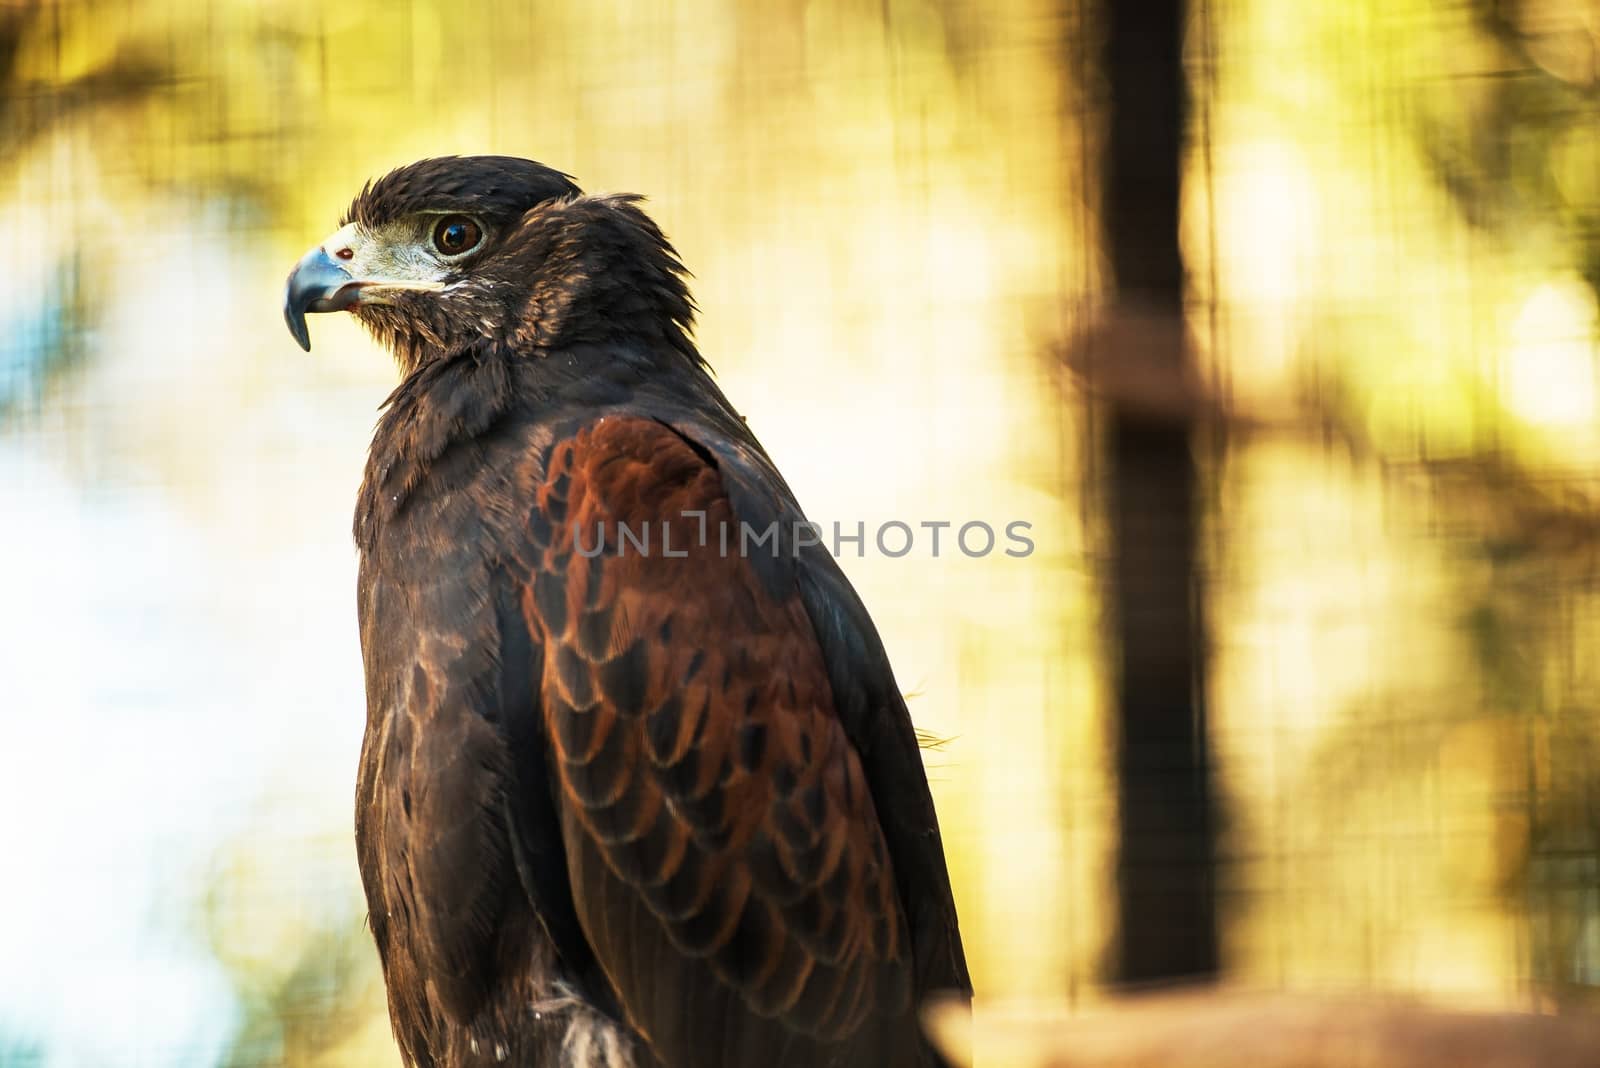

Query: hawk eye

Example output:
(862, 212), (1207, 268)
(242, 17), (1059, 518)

(431, 216), (482, 256)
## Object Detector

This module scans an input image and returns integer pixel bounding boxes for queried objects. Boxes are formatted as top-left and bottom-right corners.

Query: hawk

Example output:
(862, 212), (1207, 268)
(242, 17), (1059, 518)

(283, 156), (970, 1068)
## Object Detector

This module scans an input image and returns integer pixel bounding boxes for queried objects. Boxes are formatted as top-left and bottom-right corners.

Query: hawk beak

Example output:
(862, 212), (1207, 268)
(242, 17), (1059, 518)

(283, 245), (358, 352)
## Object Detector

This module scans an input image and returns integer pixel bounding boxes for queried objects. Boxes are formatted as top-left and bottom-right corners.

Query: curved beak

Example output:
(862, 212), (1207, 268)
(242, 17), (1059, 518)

(283, 246), (358, 352)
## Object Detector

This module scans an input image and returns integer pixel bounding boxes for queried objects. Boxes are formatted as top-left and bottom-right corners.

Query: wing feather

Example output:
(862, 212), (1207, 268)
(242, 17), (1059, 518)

(519, 414), (920, 1066)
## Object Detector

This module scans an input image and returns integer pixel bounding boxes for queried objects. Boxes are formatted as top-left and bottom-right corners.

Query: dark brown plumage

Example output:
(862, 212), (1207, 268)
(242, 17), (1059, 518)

(286, 156), (970, 1067)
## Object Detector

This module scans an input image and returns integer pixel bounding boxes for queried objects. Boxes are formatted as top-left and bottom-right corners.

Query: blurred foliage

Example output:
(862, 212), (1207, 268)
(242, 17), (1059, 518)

(1192, 0), (1600, 1002)
(202, 837), (388, 1067)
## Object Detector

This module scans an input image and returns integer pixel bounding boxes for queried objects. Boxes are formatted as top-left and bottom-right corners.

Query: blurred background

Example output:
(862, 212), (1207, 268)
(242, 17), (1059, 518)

(4, 0), (1600, 1064)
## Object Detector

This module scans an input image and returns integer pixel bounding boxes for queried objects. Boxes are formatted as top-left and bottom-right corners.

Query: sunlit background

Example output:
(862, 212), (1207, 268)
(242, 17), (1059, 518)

(3, 0), (1600, 1064)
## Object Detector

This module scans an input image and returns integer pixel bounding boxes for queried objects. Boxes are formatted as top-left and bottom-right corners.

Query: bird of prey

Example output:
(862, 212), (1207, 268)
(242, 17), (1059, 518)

(283, 156), (970, 1068)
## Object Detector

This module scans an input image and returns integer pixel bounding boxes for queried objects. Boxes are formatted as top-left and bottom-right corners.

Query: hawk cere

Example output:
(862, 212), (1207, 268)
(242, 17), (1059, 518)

(282, 157), (971, 1067)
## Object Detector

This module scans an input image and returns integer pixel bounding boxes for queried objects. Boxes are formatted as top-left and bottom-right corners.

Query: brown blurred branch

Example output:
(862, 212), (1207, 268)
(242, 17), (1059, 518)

(0, 2), (169, 158)
(927, 990), (1600, 1068)
(1063, 314), (1600, 571)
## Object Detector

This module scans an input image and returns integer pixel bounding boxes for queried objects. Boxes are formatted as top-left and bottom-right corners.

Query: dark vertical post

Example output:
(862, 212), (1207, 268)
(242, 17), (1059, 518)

(1101, 0), (1218, 982)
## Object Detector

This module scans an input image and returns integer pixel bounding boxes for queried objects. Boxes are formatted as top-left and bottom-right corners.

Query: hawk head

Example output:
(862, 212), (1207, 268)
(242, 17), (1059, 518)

(283, 156), (695, 371)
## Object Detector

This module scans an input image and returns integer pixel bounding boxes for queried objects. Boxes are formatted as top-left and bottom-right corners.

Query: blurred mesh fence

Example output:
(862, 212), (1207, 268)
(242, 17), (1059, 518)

(2, 0), (1600, 1065)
